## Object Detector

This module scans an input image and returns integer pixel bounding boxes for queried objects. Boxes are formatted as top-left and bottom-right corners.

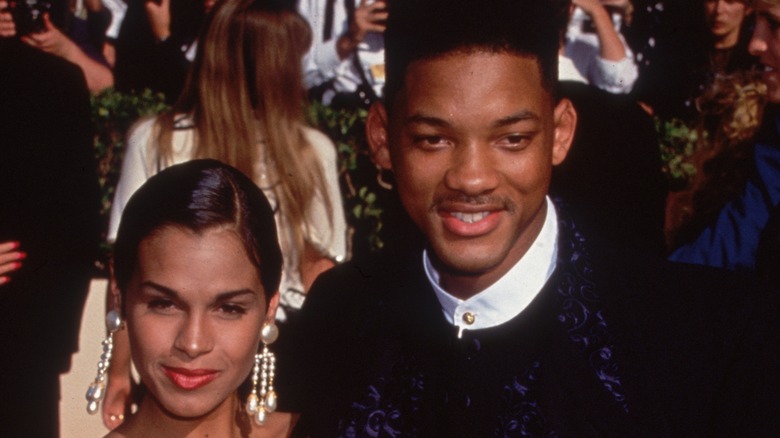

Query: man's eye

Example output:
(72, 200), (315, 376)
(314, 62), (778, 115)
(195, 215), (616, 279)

(497, 134), (530, 150)
(414, 135), (449, 149)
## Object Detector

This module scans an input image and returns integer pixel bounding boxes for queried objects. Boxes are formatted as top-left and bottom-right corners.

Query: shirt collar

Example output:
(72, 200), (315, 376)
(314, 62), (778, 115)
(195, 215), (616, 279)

(423, 197), (559, 337)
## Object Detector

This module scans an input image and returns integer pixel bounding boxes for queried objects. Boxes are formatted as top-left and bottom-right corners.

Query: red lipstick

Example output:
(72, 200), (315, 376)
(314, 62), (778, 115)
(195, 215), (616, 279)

(162, 367), (219, 390)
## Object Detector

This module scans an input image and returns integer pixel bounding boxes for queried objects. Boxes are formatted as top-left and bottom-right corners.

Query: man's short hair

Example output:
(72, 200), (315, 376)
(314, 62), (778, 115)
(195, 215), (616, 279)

(384, 0), (564, 109)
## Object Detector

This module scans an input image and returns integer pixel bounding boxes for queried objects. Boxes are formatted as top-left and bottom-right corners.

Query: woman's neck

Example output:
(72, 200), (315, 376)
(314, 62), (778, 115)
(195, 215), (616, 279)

(112, 393), (251, 438)
(713, 29), (740, 50)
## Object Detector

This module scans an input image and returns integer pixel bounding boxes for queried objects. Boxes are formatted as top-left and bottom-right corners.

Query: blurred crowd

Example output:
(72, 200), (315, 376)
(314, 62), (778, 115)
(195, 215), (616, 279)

(2, 0), (779, 435)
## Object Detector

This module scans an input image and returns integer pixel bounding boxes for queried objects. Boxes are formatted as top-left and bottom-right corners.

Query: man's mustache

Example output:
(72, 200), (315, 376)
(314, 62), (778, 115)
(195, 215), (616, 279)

(430, 194), (516, 212)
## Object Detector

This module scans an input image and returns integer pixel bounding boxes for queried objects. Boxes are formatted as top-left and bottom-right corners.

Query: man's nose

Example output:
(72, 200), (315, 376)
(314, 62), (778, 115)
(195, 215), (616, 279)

(443, 142), (500, 196)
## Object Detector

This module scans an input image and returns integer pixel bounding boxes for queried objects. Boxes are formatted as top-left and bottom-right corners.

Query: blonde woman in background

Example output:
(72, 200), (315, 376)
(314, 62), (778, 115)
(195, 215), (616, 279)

(101, 0), (347, 429)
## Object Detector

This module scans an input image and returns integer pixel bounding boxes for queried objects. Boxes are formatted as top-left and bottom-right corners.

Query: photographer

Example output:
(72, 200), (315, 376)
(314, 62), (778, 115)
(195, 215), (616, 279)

(0, 0), (113, 92)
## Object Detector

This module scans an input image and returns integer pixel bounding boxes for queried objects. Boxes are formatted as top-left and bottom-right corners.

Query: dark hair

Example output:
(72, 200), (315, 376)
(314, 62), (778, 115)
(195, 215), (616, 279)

(113, 159), (282, 303)
(383, 0), (562, 110)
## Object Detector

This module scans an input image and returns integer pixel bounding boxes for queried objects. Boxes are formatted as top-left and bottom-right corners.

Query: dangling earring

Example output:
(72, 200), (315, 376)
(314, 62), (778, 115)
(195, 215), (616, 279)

(246, 322), (279, 426)
(86, 309), (122, 414)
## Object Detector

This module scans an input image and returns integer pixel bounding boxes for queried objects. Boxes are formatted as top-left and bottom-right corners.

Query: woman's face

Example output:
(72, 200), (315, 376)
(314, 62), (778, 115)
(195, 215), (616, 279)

(705, 0), (749, 46)
(122, 226), (277, 419)
(751, 0), (780, 102)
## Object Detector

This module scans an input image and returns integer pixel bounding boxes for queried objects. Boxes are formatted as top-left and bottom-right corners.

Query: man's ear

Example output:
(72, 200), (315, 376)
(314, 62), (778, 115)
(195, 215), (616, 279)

(551, 98), (577, 166)
(366, 101), (392, 170)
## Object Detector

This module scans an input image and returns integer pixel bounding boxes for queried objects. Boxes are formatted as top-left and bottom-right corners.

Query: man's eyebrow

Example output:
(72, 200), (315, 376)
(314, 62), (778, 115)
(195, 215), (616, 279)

(492, 111), (540, 128)
(403, 110), (540, 128)
(404, 113), (451, 128)
(139, 282), (258, 301)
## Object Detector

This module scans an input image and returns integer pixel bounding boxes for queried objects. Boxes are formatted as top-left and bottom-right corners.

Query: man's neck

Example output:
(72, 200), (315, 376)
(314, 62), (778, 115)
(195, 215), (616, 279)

(433, 202), (549, 300)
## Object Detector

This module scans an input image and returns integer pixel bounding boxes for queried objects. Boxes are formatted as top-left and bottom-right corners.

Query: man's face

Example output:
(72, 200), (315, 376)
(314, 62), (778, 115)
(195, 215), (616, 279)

(369, 50), (575, 297)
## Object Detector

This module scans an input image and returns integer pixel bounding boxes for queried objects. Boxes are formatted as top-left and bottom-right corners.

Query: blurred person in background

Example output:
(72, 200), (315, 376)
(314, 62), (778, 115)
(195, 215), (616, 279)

(0, 19), (101, 435)
(113, 0), (210, 102)
(669, 0), (780, 271)
(0, 0), (114, 92)
(562, 0), (639, 93)
(300, 0), (386, 109)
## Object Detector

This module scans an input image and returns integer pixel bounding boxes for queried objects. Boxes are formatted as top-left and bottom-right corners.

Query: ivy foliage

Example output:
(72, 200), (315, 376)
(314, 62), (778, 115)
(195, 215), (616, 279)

(655, 117), (701, 191)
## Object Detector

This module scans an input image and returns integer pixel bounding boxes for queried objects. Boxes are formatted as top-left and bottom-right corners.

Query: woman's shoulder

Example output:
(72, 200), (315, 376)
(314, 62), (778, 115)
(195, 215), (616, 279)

(127, 113), (195, 141)
(126, 115), (158, 144)
(300, 125), (336, 158)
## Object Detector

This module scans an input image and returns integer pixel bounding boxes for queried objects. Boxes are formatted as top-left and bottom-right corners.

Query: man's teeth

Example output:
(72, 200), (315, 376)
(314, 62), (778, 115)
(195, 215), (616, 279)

(765, 65), (775, 72)
(451, 211), (489, 223)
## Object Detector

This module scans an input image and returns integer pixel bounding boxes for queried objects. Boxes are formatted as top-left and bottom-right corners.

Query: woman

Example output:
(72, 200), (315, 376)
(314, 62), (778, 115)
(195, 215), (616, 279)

(91, 159), (285, 436)
(104, 0), (346, 428)
(109, 0), (346, 331)
(668, 0), (780, 271)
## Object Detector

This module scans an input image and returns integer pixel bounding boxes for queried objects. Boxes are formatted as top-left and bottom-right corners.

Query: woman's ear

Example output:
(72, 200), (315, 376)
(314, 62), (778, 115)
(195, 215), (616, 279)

(108, 259), (122, 314)
(367, 101), (392, 170)
(265, 291), (280, 324)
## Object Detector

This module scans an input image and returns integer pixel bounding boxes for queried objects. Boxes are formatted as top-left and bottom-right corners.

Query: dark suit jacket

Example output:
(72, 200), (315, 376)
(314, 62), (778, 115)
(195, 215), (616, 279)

(278, 208), (780, 437)
(0, 38), (100, 436)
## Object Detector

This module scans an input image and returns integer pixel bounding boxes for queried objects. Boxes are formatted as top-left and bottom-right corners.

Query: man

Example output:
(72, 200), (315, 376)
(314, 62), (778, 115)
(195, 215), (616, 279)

(276, 0), (780, 435)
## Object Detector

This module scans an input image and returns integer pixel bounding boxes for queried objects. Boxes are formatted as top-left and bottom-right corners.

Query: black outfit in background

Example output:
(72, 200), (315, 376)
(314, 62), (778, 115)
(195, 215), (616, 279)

(551, 81), (667, 255)
(277, 207), (780, 436)
(0, 39), (101, 437)
(114, 0), (203, 103)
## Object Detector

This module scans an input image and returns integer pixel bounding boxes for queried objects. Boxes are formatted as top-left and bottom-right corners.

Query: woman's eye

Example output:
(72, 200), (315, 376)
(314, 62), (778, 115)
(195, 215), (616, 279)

(219, 304), (247, 315)
(148, 299), (176, 312)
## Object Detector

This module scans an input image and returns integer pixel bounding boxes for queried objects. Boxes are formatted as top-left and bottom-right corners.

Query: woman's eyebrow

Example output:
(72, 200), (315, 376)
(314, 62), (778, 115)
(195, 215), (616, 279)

(138, 282), (259, 302)
(139, 281), (179, 298)
(214, 289), (258, 302)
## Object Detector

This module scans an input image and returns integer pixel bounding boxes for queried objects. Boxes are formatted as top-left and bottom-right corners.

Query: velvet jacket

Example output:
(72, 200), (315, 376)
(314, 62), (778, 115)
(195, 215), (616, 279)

(277, 209), (780, 437)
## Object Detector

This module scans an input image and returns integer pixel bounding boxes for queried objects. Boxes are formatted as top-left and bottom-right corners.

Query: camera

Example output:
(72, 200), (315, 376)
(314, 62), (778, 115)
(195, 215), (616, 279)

(6, 0), (51, 35)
